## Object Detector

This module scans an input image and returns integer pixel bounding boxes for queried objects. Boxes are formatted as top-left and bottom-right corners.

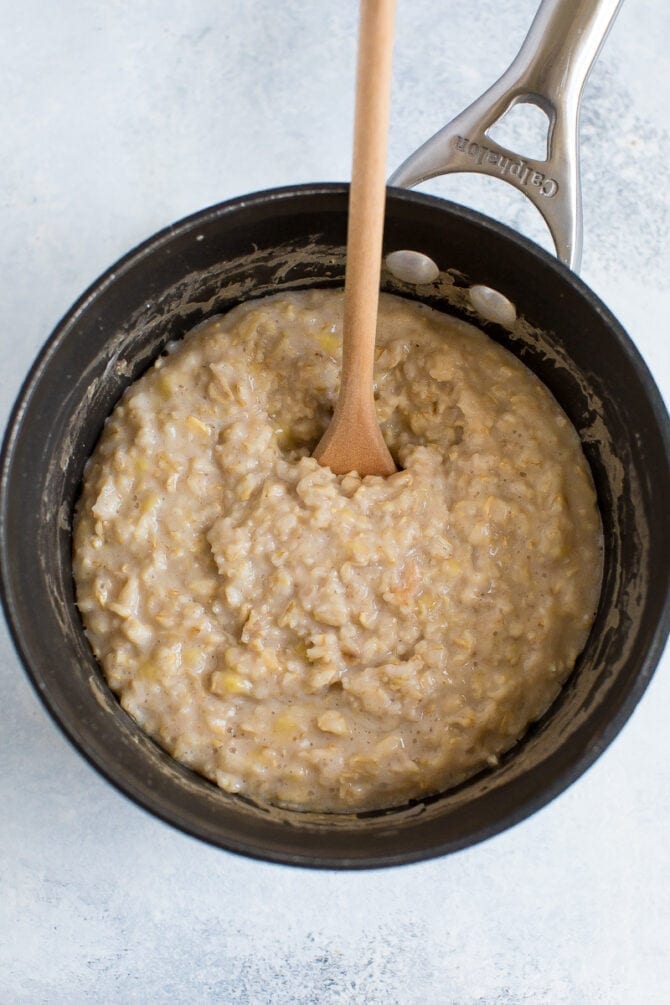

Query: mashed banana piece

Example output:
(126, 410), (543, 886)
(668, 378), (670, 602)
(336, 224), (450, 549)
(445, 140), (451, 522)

(73, 290), (602, 812)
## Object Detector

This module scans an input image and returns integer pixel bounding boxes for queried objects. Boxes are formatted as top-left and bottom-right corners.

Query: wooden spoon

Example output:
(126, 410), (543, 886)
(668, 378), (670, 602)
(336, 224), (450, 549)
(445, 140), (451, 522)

(313, 0), (397, 478)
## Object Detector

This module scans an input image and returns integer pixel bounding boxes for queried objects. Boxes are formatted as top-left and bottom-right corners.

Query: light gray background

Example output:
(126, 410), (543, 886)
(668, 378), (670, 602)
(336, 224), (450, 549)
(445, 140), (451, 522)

(1, 2), (668, 1002)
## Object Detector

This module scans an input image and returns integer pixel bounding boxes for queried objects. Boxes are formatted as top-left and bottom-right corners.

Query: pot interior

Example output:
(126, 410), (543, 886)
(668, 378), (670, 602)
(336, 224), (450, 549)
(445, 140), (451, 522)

(2, 185), (669, 867)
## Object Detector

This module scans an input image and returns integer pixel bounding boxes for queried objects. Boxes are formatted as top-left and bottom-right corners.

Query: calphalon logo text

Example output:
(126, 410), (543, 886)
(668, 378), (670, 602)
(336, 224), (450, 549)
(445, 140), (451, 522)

(454, 136), (558, 197)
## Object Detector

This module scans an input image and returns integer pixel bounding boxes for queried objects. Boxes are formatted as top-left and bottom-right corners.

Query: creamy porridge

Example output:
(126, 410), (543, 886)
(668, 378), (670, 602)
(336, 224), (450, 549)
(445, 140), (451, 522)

(73, 289), (602, 812)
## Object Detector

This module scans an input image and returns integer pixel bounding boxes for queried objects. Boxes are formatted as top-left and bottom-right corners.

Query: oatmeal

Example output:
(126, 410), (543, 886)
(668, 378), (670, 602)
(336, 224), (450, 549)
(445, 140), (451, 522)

(73, 290), (602, 812)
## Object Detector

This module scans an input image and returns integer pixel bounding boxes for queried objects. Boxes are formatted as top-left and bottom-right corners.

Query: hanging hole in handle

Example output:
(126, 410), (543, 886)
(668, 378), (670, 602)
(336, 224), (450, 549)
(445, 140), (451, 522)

(486, 99), (552, 163)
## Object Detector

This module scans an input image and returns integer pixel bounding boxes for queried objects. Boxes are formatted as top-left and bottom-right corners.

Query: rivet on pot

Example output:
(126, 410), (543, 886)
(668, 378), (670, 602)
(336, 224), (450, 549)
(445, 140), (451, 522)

(385, 250), (440, 285)
(469, 285), (517, 327)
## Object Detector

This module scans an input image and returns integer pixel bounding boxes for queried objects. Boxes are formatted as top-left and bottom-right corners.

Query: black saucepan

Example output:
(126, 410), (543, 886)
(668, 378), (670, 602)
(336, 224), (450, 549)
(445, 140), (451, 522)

(1, 184), (669, 868)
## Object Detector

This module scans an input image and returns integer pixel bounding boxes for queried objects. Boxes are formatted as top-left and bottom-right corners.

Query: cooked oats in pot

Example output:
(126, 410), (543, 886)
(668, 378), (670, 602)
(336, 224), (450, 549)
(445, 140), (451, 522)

(73, 289), (602, 812)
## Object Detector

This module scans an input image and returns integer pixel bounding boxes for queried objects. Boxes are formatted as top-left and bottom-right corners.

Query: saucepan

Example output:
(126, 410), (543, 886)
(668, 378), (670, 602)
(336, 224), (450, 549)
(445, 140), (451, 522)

(1, 0), (668, 868)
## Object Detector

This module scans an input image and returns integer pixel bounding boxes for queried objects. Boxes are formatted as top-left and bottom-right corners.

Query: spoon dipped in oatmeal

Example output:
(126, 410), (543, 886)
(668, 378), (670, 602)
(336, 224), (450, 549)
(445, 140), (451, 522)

(313, 0), (397, 477)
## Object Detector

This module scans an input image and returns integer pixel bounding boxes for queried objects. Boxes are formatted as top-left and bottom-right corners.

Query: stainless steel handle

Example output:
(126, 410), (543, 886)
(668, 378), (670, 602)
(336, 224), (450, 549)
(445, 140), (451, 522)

(389, 0), (622, 272)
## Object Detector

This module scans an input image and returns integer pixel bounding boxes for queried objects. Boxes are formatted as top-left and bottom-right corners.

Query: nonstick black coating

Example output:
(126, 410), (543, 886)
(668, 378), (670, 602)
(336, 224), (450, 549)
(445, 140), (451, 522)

(2, 185), (669, 868)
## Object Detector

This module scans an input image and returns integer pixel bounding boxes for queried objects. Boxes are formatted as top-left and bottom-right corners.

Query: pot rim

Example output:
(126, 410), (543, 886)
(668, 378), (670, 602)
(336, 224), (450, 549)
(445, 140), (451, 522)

(2, 183), (669, 868)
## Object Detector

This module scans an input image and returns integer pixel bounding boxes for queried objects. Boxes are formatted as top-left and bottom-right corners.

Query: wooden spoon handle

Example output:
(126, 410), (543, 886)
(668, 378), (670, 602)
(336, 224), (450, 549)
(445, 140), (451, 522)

(341, 0), (396, 409)
(313, 0), (397, 477)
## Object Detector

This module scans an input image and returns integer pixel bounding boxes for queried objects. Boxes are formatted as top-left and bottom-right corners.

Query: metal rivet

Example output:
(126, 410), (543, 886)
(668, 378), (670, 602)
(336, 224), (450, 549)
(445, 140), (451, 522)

(469, 285), (517, 326)
(385, 250), (440, 285)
